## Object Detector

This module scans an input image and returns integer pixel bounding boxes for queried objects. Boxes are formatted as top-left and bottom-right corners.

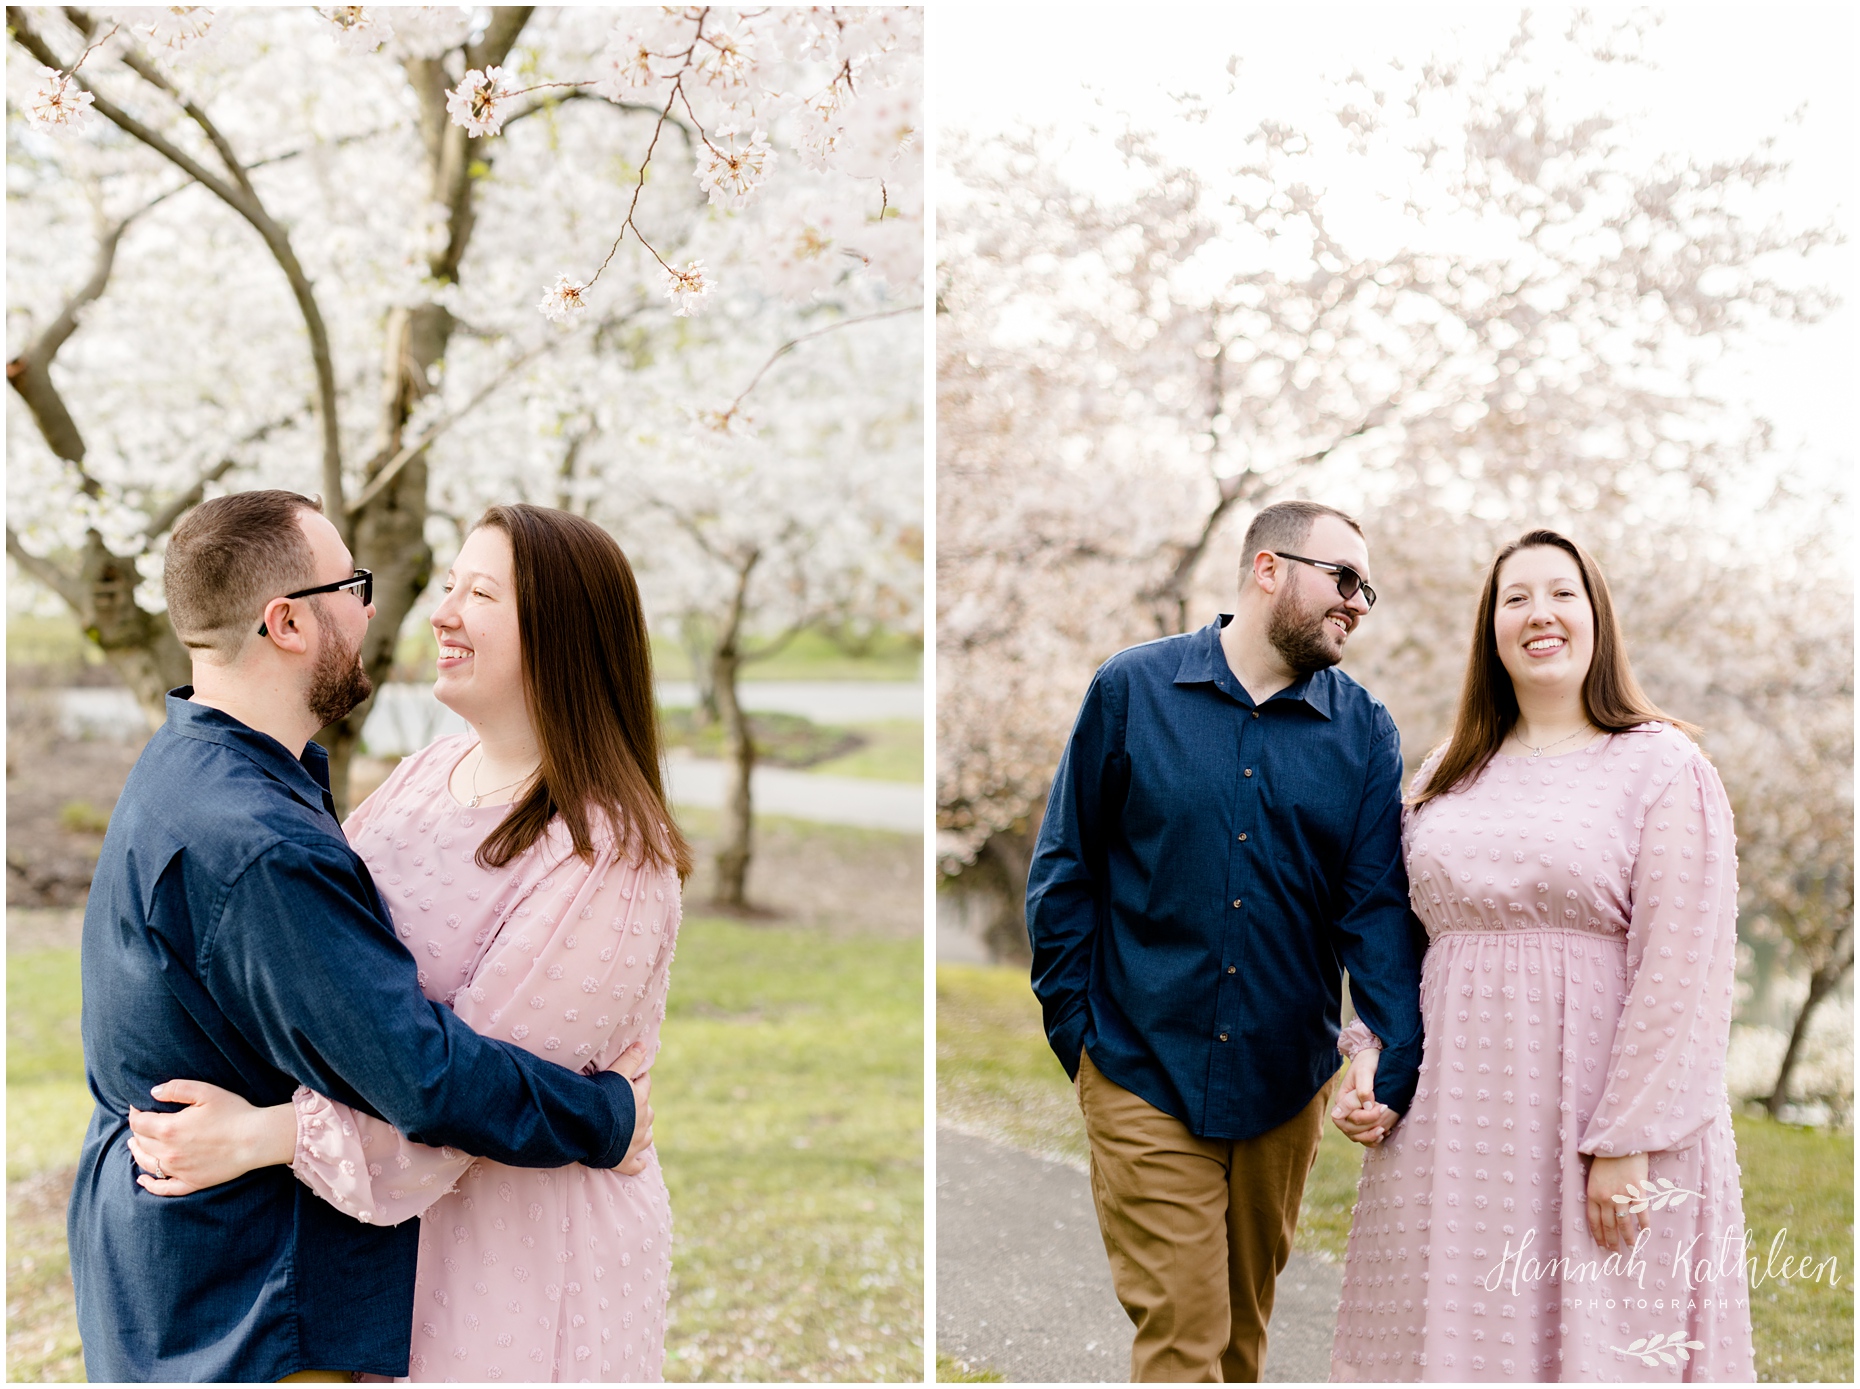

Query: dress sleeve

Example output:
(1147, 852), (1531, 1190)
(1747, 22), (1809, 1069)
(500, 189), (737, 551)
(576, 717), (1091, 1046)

(290, 1086), (474, 1227)
(448, 843), (680, 1075)
(1578, 751), (1740, 1158)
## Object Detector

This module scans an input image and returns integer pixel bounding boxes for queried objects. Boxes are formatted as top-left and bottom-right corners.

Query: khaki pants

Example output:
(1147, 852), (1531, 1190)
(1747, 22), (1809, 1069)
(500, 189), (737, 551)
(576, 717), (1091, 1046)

(1078, 1049), (1330, 1383)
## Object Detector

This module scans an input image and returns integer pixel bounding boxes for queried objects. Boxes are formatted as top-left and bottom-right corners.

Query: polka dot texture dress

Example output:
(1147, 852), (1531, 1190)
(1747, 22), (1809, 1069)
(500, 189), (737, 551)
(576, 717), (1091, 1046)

(288, 736), (679, 1382)
(1330, 726), (1755, 1382)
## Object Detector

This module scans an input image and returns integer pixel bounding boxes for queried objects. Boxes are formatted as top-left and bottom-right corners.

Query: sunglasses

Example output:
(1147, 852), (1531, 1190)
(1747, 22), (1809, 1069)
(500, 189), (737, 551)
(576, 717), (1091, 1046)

(256, 569), (373, 637)
(1271, 552), (1377, 610)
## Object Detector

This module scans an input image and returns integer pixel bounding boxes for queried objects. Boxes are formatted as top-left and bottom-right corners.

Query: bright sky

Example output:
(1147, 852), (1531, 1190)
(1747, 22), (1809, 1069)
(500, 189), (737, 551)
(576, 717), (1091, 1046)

(931, 4), (1856, 505)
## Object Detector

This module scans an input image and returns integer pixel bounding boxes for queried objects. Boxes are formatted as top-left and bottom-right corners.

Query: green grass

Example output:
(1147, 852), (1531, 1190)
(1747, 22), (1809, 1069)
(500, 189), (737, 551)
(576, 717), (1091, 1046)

(651, 629), (922, 683)
(1735, 1114), (1854, 1384)
(658, 918), (924, 1381)
(937, 961), (1853, 1383)
(811, 721), (924, 783)
(935, 1349), (1004, 1381)
(6, 929), (924, 1383)
(5, 613), (104, 669)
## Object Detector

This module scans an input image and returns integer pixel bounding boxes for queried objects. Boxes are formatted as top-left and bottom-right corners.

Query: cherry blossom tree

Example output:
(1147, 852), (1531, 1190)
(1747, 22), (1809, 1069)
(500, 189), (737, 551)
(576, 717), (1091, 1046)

(7, 4), (922, 811)
(485, 301), (923, 910)
(937, 16), (1843, 965)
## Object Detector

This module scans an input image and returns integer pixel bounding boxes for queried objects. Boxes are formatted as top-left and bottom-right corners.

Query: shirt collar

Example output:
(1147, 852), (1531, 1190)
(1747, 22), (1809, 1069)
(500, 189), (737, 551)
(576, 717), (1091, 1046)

(163, 687), (337, 811)
(1173, 615), (1335, 720)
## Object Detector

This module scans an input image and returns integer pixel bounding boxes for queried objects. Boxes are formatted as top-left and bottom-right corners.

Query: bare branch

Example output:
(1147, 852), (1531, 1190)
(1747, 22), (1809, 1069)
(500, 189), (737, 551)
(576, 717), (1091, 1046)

(711, 304), (922, 429)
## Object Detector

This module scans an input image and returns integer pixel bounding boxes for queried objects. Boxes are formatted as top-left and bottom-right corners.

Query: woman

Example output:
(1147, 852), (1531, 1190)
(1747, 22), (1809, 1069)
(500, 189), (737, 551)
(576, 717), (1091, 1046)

(124, 504), (691, 1383)
(1328, 530), (1754, 1381)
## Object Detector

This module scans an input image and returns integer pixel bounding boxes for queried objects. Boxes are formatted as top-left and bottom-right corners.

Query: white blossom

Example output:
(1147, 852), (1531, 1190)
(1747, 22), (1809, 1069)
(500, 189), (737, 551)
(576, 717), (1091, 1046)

(697, 126), (775, 210)
(592, 28), (667, 102)
(445, 66), (514, 139)
(536, 273), (589, 324)
(691, 20), (755, 91)
(388, 7), (472, 60)
(321, 7), (393, 56)
(663, 260), (712, 317)
(139, 7), (216, 55)
(25, 68), (96, 131)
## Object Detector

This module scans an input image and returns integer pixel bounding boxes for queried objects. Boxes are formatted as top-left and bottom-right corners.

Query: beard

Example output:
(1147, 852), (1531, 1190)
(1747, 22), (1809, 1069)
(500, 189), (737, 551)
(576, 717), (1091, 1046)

(1267, 584), (1348, 675)
(305, 603), (374, 729)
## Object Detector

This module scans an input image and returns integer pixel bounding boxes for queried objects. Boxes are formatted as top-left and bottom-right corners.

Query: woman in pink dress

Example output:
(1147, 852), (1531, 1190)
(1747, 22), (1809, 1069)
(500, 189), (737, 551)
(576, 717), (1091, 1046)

(1328, 530), (1755, 1382)
(123, 504), (690, 1382)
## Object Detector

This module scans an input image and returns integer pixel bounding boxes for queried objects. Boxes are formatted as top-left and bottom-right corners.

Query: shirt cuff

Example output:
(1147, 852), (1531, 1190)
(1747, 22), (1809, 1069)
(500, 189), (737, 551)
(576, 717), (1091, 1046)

(1337, 1019), (1383, 1059)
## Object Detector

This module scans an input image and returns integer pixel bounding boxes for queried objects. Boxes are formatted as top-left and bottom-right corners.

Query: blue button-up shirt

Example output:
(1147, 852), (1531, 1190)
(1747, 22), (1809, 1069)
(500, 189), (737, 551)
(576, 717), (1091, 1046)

(1027, 617), (1425, 1141)
(69, 692), (639, 1382)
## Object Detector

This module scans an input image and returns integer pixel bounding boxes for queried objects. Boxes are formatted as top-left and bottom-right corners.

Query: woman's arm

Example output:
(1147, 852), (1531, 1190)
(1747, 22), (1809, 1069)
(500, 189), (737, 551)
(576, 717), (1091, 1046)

(128, 1043), (654, 1220)
(1577, 749), (1740, 1160)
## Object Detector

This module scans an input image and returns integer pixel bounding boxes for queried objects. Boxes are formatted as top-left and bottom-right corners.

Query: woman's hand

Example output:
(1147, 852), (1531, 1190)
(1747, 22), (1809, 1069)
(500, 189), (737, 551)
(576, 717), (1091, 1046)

(127, 1080), (298, 1197)
(606, 1041), (654, 1176)
(1330, 1046), (1398, 1146)
(1585, 1152), (1650, 1255)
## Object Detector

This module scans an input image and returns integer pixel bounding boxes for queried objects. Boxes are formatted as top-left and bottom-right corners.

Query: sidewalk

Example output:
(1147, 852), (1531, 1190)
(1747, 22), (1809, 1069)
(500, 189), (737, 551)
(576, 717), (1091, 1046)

(937, 1126), (1342, 1382)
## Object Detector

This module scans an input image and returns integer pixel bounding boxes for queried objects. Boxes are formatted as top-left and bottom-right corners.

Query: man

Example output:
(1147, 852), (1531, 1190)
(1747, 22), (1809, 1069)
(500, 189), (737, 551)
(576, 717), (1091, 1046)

(69, 491), (652, 1382)
(1027, 499), (1425, 1382)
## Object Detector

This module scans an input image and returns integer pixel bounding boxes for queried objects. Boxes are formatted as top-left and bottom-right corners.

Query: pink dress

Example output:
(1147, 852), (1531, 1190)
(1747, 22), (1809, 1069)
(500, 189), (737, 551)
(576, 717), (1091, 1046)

(1330, 725), (1756, 1382)
(288, 735), (680, 1382)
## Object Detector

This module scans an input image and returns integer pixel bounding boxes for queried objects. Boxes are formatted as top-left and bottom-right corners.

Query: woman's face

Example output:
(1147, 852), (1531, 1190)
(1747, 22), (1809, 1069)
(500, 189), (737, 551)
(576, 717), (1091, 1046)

(431, 525), (526, 724)
(1492, 545), (1595, 703)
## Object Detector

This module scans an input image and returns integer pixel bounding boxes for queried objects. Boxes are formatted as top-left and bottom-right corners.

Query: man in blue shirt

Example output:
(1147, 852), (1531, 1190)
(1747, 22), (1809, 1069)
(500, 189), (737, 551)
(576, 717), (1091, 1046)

(69, 491), (653, 1382)
(1028, 500), (1425, 1381)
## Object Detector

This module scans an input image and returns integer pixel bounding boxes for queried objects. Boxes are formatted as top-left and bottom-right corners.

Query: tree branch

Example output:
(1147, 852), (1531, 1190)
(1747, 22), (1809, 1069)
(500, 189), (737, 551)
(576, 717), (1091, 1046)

(10, 7), (348, 529)
(142, 410), (303, 539)
(712, 304), (922, 429)
(5, 526), (87, 611)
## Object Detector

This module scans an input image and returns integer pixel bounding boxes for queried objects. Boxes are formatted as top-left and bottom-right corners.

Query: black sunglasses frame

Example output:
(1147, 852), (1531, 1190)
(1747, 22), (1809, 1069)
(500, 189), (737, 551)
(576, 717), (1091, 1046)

(256, 569), (373, 636)
(1271, 552), (1377, 610)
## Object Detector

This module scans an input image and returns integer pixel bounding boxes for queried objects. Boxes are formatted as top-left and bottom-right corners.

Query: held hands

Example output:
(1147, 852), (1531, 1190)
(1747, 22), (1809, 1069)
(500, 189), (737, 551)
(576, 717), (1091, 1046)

(1585, 1151), (1651, 1255)
(128, 1080), (297, 1197)
(606, 1040), (655, 1177)
(1330, 1046), (1400, 1147)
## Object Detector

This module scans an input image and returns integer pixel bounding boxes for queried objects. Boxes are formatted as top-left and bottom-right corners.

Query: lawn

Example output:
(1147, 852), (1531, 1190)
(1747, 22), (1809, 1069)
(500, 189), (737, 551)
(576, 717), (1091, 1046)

(936, 961), (1854, 1383)
(7, 923), (924, 1382)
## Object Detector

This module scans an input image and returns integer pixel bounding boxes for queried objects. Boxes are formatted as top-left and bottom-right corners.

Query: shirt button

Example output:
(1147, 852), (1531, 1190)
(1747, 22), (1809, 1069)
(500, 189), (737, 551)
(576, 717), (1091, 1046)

(1219, 1033), (1230, 1042)
(1232, 899), (1242, 909)
(1238, 833), (1249, 842)
(1244, 768), (1253, 777)
(1251, 711), (1259, 719)
(1226, 966), (1237, 974)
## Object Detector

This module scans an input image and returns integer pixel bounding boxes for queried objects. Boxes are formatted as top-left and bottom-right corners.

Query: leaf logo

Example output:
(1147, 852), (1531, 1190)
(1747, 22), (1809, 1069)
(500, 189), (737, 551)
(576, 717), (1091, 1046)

(1610, 1178), (1703, 1213)
(1610, 1330), (1706, 1367)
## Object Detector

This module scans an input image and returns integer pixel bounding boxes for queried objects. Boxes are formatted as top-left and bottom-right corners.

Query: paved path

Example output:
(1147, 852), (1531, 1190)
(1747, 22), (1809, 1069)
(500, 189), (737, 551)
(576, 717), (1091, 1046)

(55, 680), (922, 750)
(664, 757), (921, 833)
(937, 1127), (1342, 1383)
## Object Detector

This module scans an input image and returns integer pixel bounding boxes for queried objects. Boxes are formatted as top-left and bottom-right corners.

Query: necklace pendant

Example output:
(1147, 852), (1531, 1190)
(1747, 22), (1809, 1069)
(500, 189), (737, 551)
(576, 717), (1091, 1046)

(467, 795), (481, 808)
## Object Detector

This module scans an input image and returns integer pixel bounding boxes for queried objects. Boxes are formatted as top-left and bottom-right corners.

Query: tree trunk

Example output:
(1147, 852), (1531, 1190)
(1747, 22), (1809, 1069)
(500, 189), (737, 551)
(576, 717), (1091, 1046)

(710, 642), (755, 910)
(965, 804), (1046, 964)
(1763, 939), (1854, 1118)
(680, 614), (720, 726)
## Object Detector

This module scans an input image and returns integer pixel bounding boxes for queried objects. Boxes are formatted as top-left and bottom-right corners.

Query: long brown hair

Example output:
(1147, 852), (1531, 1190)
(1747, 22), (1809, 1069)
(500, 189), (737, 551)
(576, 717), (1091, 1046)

(472, 505), (693, 879)
(1412, 528), (1696, 807)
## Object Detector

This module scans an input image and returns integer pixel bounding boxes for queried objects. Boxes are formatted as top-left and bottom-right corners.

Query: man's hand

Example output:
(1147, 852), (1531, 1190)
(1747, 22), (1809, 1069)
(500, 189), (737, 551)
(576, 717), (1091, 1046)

(606, 1041), (654, 1176)
(1585, 1152), (1650, 1255)
(1330, 1047), (1399, 1146)
(127, 1080), (297, 1196)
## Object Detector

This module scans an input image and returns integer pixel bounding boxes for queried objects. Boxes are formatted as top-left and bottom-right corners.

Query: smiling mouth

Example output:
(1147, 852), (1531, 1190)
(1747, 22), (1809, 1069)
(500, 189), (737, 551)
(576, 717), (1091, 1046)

(1524, 636), (1566, 654)
(436, 643), (474, 666)
(1326, 612), (1353, 638)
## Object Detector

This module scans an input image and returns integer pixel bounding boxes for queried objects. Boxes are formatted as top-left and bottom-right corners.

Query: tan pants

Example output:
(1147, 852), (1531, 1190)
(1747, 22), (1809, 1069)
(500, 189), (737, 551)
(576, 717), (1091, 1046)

(1078, 1049), (1330, 1383)
(278, 1373), (350, 1383)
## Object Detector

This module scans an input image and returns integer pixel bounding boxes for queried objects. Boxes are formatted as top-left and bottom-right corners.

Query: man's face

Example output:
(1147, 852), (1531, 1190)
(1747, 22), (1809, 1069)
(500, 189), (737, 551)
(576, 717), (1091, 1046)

(1265, 515), (1374, 675)
(295, 511), (376, 728)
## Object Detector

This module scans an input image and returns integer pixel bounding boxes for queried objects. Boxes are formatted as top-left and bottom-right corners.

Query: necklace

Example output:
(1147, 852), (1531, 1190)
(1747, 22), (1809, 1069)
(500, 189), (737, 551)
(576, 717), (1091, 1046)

(1514, 725), (1596, 761)
(466, 746), (536, 808)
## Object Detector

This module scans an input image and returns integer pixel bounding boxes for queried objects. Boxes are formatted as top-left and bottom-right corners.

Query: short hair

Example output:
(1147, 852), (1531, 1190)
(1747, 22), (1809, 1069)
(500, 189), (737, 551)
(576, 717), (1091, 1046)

(164, 490), (323, 660)
(1238, 500), (1364, 585)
